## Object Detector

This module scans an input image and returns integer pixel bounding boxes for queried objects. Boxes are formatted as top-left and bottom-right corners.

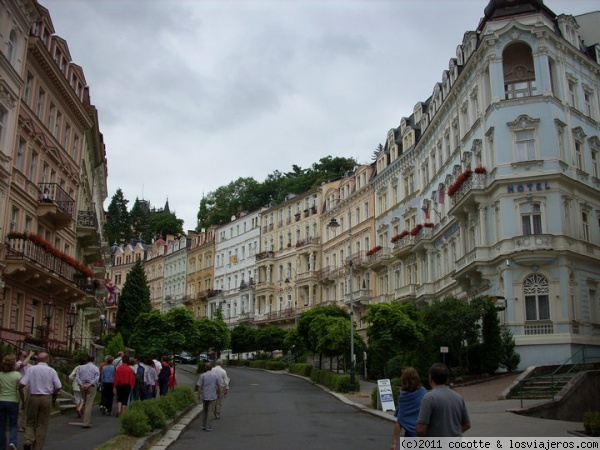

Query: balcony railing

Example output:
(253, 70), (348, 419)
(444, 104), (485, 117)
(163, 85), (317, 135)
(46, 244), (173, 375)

(39, 182), (75, 218)
(77, 210), (99, 228)
(6, 238), (87, 281)
(450, 172), (487, 205)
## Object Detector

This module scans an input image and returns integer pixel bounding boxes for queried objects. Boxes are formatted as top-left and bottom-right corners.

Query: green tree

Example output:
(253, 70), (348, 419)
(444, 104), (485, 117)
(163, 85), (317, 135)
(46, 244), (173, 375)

(422, 297), (481, 375)
(195, 310), (230, 357)
(149, 211), (184, 240)
(363, 302), (429, 379)
(104, 188), (131, 245)
(130, 198), (152, 243)
(500, 326), (521, 372)
(230, 324), (257, 357)
(106, 332), (125, 357)
(115, 260), (151, 345)
(297, 305), (349, 353)
(256, 326), (287, 357)
(129, 308), (200, 360)
(470, 296), (503, 374)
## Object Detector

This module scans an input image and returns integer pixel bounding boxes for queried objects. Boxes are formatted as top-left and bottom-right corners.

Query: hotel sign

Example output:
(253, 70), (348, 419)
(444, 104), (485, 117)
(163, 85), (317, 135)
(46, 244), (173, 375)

(507, 182), (550, 193)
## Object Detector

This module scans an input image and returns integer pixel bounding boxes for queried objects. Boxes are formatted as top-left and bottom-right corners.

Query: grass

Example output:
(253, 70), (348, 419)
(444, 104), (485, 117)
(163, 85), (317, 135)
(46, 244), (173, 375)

(95, 434), (141, 450)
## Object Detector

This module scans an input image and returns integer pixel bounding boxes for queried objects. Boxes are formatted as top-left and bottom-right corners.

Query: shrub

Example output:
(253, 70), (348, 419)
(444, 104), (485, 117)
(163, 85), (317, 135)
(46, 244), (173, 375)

(120, 407), (151, 437)
(584, 412), (600, 436)
(265, 361), (285, 371)
(141, 401), (167, 430)
(249, 360), (267, 369)
(289, 363), (313, 376)
(384, 355), (405, 379)
(169, 385), (196, 411)
(156, 395), (177, 420)
(309, 368), (359, 393)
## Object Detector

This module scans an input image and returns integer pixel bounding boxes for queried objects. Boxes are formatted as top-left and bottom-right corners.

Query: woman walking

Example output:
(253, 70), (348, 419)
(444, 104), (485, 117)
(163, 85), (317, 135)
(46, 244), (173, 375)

(100, 356), (115, 415)
(113, 355), (135, 417)
(68, 356), (86, 417)
(390, 367), (427, 449)
(0, 354), (22, 450)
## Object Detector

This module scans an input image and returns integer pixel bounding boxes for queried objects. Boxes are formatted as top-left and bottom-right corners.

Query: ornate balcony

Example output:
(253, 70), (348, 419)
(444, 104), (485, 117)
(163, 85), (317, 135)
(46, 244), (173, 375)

(4, 236), (93, 303)
(255, 251), (275, 262)
(448, 172), (488, 217)
(37, 183), (75, 230)
(366, 248), (393, 270)
(392, 235), (415, 258)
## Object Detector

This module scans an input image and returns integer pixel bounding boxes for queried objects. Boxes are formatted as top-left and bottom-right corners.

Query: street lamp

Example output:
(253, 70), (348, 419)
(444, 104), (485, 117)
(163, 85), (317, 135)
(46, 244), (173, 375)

(43, 299), (55, 341)
(99, 314), (107, 336)
(327, 217), (356, 392)
(67, 308), (77, 355)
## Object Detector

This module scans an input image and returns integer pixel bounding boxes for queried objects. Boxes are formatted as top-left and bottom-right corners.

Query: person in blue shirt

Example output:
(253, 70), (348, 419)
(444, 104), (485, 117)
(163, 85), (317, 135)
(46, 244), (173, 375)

(391, 367), (427, 448)
(99, 356), (116, 415)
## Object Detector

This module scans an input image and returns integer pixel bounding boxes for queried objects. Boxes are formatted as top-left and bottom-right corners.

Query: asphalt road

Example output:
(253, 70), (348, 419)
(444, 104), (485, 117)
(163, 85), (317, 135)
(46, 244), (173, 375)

(43, 363), (200, 450)
(171, 367), (391, 450)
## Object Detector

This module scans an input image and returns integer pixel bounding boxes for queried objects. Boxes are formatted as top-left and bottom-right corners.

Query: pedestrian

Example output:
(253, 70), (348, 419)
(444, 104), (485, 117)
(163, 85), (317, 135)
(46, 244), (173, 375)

(390, 367), (427, 449)
(157, 356), (171, 396)
(15, 350), (33, 432)
(113, 355), (135, 417)
(211, 359), (229, 419)
(143, 358), (157, 400)
(76, 355), (99, 429)
(196, 362), (223, 432)
(0, 354), (21, 450)
(152, 358), (162, 398)
(100, 355), (115, 415)
(68, 356), (87, 418)
(416, 363), (471, 437)
(168, 362), (177, 391)
(18, 352), (61, 450)
(132, 358), (145, 401)
(113, 352), (124, 368)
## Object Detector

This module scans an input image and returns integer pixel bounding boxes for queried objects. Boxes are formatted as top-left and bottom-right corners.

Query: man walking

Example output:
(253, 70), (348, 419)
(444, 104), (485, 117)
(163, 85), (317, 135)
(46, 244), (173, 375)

(196, 362), (223, 432)
(211, 359), (229, 419)
(416, 363), (471, 437)
(77, 355), (100, 428)
(18, 352), (61, 450)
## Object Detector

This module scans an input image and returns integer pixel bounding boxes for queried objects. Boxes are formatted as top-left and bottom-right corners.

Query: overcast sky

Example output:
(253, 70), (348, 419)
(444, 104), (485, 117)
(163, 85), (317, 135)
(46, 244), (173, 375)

(42, 0), (598, 232)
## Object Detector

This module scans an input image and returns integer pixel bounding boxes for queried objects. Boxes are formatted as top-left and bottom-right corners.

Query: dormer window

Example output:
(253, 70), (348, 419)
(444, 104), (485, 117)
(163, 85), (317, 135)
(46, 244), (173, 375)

(503, 42), (536, 100)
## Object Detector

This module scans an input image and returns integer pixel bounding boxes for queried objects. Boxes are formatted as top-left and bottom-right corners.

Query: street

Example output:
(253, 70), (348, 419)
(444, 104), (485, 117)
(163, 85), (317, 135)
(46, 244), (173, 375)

(171, 367), (391, 450)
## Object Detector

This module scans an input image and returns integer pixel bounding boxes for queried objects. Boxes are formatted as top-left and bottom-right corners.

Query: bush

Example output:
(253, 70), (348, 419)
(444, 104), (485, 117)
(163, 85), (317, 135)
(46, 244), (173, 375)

(141, 401), (167, 430)
(120, 407), (152, 437)
(265, 361), (285, 371)
(169, 385), (196, 411)
(385, 355), (405, 379)
(289, 363), (313, 377)
(156, 395), (178, 420)
(249, 360), (267, 369)
(584, 412), (600, 436)
(309, 368), (360, 393)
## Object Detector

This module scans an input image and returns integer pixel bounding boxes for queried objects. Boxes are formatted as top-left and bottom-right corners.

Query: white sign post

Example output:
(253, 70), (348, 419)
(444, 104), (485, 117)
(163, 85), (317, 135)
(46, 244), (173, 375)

(440, 346), (449, 365)
(377, 379), (396, 412)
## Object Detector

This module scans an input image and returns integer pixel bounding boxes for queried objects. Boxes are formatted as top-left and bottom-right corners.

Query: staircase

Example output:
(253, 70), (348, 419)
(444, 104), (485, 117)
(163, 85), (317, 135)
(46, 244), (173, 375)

(516, 372), (577, 399)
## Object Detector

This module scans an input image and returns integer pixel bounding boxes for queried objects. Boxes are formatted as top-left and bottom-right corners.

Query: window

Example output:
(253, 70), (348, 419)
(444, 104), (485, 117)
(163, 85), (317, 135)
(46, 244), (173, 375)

(54, 112), (62, 138)
(10, 207), (18, 232)
(24, 74), (33, 105)
(47, 104), (56, 129)
(503, 42), (536, 100)
(63, 124), (71, 150)
(36, 88), (45, 117)
(7, 30), (17, 63)
(72, 135), (79, 159)
(584, 90), (593, 117)
(16, 139), (25, 171)
(521, 203), (542, 235)
(568, 81), (577, 107)
(524, 273), (550, 321)
(575, 141), (583, 171)
(515, 129), (535, 160)
(592, 150), (600, 179)
(0, 107), (5, 145)
(582, 211), (591, 242)
(28, 151), (37, 180)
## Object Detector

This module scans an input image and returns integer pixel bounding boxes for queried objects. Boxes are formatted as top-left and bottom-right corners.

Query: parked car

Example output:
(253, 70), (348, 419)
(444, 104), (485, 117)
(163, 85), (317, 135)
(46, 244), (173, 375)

(174, 352), (197, 364)
(198, 353), (209, 362)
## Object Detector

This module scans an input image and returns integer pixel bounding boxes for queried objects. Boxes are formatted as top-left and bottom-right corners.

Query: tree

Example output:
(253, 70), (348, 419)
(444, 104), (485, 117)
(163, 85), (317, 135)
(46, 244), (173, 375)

(363, 302), (429, 379)
(195, 310), (231, 357)
(106, 332), (125, 357)
(115, 260), (151, 345)
(500, 326), (521, 372)
(230, 324), (258, 357)
(297, 305), (349, 353)
(470, 296), (503, 374)
(256, 326), (287, 357)
(149, 211), (184, 239)
(129, 308), (200, 360)
(130, 198), (152, 243)
(104, 188), (131, 245)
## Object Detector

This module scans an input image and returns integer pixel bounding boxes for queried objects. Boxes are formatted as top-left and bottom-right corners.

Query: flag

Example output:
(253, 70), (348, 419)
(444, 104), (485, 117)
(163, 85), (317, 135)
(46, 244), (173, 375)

(438, 187), (446, 204)
(422, 201), (431, 220)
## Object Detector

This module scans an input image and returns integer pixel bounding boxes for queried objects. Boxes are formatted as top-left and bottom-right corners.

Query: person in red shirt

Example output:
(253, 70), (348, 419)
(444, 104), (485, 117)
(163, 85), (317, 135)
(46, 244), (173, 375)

(113, 355), (135, 417)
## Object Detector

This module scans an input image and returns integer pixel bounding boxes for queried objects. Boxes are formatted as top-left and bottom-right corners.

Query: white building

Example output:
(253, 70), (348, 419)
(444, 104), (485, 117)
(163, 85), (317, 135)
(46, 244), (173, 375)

(372, 0), (600, 368)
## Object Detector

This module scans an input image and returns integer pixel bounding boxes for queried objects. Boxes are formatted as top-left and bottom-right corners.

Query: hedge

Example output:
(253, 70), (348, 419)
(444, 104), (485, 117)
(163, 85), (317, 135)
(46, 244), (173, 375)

(289, 363), (313, 377)
(309, 368), (360, 393)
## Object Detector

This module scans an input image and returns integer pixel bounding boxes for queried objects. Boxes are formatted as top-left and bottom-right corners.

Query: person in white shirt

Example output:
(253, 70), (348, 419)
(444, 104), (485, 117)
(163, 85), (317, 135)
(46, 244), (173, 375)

(211, 359), (229, 419)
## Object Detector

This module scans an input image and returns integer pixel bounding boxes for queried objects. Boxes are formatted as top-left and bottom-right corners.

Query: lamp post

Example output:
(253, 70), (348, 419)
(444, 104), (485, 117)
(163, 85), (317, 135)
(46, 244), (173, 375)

(327, 217), (356, 392)
(43, 299), (55, 341)
(67, 308), (77, 355)
(99, 314), (107, 336)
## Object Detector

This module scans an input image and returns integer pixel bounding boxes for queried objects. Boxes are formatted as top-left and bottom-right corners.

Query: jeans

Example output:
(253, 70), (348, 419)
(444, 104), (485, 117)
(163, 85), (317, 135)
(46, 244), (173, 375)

(0, 401), (18, 449)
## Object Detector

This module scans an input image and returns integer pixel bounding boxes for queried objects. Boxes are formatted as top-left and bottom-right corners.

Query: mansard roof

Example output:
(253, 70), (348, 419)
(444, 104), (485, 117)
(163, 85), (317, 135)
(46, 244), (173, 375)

(479, 0), (556, 30)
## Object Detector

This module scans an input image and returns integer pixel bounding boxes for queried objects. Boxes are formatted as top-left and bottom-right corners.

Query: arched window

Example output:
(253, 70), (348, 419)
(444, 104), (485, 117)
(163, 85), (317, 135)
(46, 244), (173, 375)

(503, 42), (536, 99)
(524, 273), (550, 320)
(7, 30), (17, 63)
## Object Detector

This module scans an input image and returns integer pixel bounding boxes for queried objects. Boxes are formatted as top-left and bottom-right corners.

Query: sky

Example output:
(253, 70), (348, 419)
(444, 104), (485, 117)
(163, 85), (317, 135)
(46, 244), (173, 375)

(42, 0), (599, 232)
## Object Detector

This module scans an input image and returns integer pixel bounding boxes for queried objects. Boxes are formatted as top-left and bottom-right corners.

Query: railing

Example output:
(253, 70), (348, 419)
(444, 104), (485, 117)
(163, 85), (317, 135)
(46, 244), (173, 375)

(517, 346), (589, 407)
(77, 210), (98, 228)
(450, 173), (487, 205)
(38, 182), (75, 218)
(255, 251), (275, 261)
(6, 238), (85, 281)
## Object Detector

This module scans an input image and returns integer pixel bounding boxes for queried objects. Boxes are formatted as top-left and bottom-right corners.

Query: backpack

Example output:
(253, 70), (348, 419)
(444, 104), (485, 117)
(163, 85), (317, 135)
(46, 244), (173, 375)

(158, 364), (171, 382)
(136, 365), (145, 384)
